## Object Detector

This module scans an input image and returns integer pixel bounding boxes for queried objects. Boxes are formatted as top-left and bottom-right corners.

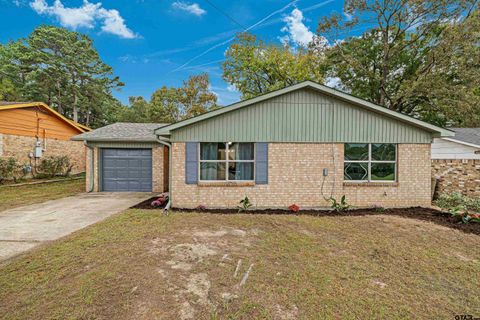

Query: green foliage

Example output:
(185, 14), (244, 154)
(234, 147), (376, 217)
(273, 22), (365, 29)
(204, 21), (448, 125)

(0, 25), (124, 128)
(435, 192), (480, 224)
(36, 156), (73, 178)
(0, 157), (19, 184)
(118, 73), (217, 123)
(329, 195), (350, 213)
(435, 192), (480, 212)
(315, 0), (480, 126)
(237, 196), (253, 213)
(222, 33), (325, 99)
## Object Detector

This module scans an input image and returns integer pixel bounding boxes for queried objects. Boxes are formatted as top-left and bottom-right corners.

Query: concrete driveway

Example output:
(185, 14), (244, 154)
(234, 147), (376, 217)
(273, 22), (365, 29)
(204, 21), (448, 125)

(0, 192), (154, 262)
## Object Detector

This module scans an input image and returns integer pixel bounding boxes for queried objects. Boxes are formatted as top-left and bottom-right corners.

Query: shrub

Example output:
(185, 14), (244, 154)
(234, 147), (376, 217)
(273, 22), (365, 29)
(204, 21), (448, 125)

(329, 195), (350, 213)
(435, 192), (480, 212)
(237, 196), (253, 213)
(373, 205), (385, 213)
(0, 157), (27, 184)
(36, 156), (73, 178)
(288, 204), (300, 213)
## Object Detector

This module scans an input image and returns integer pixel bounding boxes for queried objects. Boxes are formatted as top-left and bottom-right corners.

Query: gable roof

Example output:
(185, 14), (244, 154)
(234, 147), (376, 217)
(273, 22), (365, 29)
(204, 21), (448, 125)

(0, 102), (91, 133)
(155, 81), (453, 137)
(443, 128), (480, 148)
(72, 122), (169, 142)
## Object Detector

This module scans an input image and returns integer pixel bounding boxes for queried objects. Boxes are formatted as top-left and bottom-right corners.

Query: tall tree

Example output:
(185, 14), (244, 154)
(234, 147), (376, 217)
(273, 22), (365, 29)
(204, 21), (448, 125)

(0, 25), (124, 127)
(222, 33), (325, 99)
(317, 0), (478, 116)
(118, 73), (217, 123)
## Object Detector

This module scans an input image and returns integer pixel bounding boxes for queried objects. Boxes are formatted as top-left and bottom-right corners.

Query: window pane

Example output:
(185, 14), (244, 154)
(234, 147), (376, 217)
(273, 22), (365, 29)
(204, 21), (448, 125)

(344, 143), (369, 160)
(200, 162), (226, 180)
(200, 143), (226, 160)
(371, 163), (395, 181)
(344, 162), (368, 180)
(228, 162), (254, 180)
(372, 144), (396, 161)
(228, 143), (254, 160)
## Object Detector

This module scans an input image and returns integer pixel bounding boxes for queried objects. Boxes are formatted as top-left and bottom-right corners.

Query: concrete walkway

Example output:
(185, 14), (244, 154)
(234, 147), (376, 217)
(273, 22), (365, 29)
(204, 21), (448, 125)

(0, 193), (154, 262)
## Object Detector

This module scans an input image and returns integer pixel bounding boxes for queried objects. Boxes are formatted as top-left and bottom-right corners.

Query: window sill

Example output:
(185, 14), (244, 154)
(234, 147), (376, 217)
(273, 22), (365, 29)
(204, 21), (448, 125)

(343, 181), (398, 187)
(198, 181), (255, 187)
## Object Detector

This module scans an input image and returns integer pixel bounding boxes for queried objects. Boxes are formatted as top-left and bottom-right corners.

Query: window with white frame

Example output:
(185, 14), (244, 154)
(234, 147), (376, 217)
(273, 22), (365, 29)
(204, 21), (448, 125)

(199, 142), (255, 181)
(344, 143), (397, 182)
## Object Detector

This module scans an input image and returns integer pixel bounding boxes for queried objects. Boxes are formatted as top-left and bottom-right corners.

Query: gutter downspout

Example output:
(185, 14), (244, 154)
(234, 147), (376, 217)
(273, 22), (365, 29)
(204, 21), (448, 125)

(84, 141), (95, 193)
(156, 136), (172, 211)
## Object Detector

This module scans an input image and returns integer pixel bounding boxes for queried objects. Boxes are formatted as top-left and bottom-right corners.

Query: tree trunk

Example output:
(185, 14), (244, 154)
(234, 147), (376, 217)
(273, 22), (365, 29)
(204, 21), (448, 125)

(73, 92), (78, 123)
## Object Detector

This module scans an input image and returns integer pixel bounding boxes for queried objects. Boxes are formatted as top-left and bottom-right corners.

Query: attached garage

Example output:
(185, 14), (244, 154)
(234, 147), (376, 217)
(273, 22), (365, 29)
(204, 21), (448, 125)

(101, 149), (152, 192)
(72, 123), (169, 193)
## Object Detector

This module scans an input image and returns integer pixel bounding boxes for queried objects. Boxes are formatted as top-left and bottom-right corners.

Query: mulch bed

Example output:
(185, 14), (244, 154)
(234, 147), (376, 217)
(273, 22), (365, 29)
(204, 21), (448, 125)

(131, 199), (479, 235)
(131, 197), (167, 210)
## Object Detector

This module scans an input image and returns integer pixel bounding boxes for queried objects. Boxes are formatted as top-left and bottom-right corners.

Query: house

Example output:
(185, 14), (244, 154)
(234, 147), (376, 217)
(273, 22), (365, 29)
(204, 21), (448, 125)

(432, 128), (480, 197)
(0, 101), (91, 174)
(72, 81), (453, 209)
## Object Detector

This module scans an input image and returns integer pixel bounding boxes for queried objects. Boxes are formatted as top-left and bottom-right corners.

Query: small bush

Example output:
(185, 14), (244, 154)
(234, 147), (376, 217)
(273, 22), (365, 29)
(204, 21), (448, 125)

(435, 192), (480, 212)
(329, 195), (350, 213)
(288, 204), (300, 213)
(36, 156), (73, 178)
(0, 157), (27, 184)
(237, 196), (253, 213)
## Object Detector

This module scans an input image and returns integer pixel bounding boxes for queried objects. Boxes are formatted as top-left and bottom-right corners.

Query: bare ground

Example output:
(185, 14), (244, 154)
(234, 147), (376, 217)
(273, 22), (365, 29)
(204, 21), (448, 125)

(0, 210), (479, 319)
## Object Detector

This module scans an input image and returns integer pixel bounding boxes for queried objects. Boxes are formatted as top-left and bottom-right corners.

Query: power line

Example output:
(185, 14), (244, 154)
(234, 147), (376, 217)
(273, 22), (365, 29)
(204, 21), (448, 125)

(171, 0), (300, 72)
(203, 0), (247, 30)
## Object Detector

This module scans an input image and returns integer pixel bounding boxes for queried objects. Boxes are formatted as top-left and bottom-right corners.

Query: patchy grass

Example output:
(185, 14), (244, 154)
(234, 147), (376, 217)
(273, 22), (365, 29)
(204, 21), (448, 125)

(0, 178), (85, 212)
(0, 210), (479, 319)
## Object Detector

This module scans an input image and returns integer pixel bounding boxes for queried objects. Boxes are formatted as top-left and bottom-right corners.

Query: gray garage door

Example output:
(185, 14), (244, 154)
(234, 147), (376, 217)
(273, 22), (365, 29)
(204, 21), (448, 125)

(101, 149), (152, 192)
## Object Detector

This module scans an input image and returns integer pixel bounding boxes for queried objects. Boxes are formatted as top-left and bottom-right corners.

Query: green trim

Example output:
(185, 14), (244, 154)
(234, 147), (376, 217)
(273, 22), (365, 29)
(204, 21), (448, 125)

(155, 81), (453, 137)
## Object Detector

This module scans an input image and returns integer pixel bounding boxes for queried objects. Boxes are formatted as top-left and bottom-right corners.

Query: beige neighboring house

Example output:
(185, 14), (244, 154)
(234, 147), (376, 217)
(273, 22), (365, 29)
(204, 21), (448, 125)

(0, 101), (91, 174)
(73, 81), (453, 209)
(432, 128), (480, 197)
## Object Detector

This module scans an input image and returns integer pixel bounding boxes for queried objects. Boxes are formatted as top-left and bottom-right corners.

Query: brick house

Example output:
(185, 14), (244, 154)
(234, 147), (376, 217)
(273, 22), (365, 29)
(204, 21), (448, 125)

(0, 101), (90, 174)
(432, 128), (480, 197)
(73, 81), (453, 209)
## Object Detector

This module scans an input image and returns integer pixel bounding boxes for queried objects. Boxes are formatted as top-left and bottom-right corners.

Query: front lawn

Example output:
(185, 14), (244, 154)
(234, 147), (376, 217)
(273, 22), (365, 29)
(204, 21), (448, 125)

(0, 177), (85, 212)
(0, 210), (478, 319)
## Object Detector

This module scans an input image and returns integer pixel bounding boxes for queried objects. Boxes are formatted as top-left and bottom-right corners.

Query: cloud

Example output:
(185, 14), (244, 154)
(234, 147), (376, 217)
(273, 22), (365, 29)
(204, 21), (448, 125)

(280, 8), (314, 47)
(30, 0), (138, 39)
(226, 84), (237, 92)
(171, 1), (206, 16)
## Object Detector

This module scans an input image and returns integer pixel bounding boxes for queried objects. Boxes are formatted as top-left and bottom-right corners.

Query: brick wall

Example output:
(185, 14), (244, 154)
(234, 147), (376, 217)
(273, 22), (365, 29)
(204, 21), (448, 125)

(85, 145), (165, 192)
(171, 142), (432, 209)
(2, 134), (86, 174)
(432, 159), (480, 198)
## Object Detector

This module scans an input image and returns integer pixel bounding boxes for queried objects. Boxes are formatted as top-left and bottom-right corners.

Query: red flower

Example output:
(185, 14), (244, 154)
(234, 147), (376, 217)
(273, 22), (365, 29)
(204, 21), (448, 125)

(288, 204), (300, 213)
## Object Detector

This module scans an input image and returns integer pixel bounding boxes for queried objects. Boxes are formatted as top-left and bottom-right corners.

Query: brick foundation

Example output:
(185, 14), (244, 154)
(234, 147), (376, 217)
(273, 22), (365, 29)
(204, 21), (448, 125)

(432, 159), (480, 198)
(1, 134), (86, 174)
(171, 143), (432, 209)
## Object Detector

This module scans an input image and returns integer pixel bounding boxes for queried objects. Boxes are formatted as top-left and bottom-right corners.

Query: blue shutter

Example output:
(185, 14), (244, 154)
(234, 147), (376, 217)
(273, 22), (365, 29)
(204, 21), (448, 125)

(255, 143), (268, 184)
(185, 142), (198, 184)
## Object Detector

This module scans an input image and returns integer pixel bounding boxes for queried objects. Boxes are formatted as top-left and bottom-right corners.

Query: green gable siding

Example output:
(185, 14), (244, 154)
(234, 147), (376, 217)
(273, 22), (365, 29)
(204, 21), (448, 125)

(171, 88), (433, 143)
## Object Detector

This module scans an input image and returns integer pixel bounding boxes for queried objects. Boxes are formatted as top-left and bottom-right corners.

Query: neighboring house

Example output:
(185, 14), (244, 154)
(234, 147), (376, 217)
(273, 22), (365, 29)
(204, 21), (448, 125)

(0, 101), (91, 174)
(73, 81), (453, 209)
(432, 128), (480, 197)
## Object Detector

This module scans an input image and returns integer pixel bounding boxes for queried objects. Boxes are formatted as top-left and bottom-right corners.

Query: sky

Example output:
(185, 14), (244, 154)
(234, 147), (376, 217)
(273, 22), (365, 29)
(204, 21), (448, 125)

(0, 0), (350, 106)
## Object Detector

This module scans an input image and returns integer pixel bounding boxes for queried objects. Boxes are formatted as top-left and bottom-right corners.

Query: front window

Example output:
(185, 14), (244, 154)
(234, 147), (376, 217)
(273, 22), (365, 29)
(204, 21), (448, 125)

(344, 143), (396, 182)
(200, 142), (254, 181)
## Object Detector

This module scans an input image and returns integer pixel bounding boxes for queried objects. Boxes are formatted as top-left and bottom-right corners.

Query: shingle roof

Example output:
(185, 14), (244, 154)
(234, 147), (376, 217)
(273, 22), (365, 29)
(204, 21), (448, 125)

(449, 128), (480, 147)
(71, 122), (169, 142)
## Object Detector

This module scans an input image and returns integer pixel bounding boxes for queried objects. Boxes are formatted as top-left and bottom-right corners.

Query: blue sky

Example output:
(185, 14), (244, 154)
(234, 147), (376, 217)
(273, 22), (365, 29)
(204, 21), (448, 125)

(0, 0), (349, 106)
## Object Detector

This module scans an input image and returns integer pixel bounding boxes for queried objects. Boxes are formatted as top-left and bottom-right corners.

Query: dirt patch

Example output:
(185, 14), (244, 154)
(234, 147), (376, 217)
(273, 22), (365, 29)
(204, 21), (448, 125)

(173, 207), (480, 235)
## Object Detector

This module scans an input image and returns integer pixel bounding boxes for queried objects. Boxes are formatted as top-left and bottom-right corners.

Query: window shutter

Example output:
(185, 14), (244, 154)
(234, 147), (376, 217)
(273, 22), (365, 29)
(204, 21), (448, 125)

(185, 142), (198, 184)
(255, 143), (268, 184)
